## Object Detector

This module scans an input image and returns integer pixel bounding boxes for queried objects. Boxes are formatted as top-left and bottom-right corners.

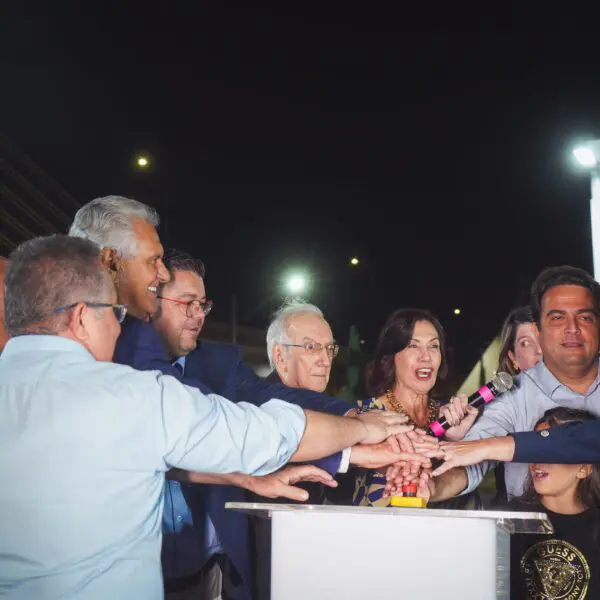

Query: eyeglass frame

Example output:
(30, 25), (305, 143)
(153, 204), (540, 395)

(158, 295), (213, 318)
(281, 341), (340, 358)
(54, 302), (128, 323)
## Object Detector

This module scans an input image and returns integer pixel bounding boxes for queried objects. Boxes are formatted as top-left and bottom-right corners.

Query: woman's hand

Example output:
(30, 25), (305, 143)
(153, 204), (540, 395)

(439, 394), (479, 441)
(431, 437), (516, 477)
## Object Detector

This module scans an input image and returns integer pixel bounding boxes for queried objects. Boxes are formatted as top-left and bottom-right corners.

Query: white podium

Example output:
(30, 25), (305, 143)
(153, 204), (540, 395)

(227, 503), (552, 600)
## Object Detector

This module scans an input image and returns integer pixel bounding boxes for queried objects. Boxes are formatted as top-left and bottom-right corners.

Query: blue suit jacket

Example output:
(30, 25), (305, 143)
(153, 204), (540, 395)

(512, 420), (600, 464)
(113, 316), (351, 598)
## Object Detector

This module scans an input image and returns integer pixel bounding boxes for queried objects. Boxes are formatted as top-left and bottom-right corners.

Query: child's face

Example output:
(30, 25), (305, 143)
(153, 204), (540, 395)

(529, 421), (592, 498)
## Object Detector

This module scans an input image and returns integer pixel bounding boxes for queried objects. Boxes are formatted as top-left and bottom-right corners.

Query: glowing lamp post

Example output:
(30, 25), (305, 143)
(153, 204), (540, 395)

(573, 140), (600, 279)
(285, 274), (307, 295)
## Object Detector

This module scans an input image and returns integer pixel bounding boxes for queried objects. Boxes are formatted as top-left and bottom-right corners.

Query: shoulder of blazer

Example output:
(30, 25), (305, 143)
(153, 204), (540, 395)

(115, 315), (157, 356)
(193, 339), (243, 362)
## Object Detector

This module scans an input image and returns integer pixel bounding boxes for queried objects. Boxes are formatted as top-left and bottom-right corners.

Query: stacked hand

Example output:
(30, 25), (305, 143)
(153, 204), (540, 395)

(382, 429), (445, 497)
(347, 411), (437, 471)
(354, 410), (414, 445)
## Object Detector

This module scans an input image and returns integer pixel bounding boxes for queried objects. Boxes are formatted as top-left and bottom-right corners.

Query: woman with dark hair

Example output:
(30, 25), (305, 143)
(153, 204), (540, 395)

(505, 407), (600, 600)
(352, 308), (478, 507)
(497, 305), (542, 377)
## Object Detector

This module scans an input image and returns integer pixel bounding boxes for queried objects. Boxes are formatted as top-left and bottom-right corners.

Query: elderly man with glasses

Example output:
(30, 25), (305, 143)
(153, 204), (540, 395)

(266, 302), (339, 394)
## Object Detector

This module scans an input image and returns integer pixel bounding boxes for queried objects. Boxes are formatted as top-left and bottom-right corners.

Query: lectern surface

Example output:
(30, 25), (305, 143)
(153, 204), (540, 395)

(226, 502), (553, 534)
(227, 503), (552, 599)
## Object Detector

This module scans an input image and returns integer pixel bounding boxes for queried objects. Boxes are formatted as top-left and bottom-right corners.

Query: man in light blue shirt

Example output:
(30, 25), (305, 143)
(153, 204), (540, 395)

(0, 235), (408, 600)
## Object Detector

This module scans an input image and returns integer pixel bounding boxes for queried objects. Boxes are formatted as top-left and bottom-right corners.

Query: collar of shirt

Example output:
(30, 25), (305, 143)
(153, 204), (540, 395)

(525, 358), (600, 400)
(1, 334), (94, 361)
(173, 356), (186, 374)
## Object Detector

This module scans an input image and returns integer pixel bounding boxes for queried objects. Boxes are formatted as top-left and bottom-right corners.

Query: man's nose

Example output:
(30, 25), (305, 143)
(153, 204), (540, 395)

(565, 315), (580, 333)
(156, 259), (170, 283)
(317, 348), (332, 366)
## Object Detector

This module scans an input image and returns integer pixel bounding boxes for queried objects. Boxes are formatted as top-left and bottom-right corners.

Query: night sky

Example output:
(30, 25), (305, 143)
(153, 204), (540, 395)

(2, 6), (600, 382)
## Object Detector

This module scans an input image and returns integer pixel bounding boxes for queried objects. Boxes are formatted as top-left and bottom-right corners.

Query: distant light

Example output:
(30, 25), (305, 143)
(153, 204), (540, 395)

(573, 147), (597, 168)
(350, 257), (360, 266)
(136, 156), (150, 168)
(360, 339), (365, 345)
(287, 274), (307, 294)
(454, 308), (461, 316)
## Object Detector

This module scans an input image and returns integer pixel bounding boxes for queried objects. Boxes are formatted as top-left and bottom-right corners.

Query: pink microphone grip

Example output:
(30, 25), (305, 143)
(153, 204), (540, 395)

(429, 420), (445, 438)
(477, 385), (494, 403)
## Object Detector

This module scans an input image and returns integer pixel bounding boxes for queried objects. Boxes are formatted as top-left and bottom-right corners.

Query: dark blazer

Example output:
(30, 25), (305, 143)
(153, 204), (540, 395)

(512, 421), (600, 464)
(114, 316), (351, 599)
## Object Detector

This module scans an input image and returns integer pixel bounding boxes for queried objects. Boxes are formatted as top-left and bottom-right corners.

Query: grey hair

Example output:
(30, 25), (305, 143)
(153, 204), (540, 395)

(68, 195), (160, 257)
(4, 235), (114, 336)
(266, 302), (324, 369)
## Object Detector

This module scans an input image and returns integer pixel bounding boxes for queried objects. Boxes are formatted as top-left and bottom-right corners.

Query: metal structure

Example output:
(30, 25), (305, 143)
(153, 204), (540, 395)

(0, 132), (80, 255)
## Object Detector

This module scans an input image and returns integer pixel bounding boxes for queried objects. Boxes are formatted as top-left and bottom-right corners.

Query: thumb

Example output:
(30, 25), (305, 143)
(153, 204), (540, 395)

(432, 459), (455, 477)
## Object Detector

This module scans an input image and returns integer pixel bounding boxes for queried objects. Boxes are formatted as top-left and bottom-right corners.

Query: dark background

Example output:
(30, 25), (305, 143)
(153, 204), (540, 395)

(2, 5), (599, 384)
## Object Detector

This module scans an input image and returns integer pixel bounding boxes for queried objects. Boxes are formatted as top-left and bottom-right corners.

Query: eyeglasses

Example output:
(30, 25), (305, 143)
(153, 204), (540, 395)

(282, 341), (340, 358)
(158, 296), (213, 319)
(54, 302), (128, 323)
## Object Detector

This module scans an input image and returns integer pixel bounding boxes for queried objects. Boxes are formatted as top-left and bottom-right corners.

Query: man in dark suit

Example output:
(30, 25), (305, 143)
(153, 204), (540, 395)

(69, 196), (426, 600)
(118, 249), (419, 600)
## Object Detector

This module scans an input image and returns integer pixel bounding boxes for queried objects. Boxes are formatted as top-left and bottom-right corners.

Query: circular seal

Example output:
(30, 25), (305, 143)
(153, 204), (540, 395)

(520, 538), (590, 599)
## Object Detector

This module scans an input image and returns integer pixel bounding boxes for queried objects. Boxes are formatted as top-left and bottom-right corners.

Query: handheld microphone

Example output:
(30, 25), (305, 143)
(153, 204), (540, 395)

(428, 371), (514, 438)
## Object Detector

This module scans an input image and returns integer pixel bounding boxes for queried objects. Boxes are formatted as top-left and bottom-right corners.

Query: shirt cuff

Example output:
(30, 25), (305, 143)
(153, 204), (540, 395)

(338, 448), (351, 473)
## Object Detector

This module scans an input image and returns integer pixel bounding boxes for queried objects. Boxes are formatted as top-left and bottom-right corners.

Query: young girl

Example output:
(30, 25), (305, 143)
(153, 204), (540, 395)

(506, 407), (600, 600)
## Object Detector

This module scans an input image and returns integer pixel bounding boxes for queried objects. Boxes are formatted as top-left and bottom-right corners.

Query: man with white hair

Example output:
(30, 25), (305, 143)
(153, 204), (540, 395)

(69, 195), (170, 321)
(0, 235), (411, 600)
(68, 198), (430, 600)
(267, 302), (337, 393)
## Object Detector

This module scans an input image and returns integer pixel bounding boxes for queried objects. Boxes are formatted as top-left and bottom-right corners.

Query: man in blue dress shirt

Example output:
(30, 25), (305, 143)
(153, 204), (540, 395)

(425, 265), (600, 504)
(0, 235), (412, 600)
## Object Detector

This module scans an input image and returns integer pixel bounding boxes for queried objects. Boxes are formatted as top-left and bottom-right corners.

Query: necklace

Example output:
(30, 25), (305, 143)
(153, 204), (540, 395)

(384, 388), (439, 427)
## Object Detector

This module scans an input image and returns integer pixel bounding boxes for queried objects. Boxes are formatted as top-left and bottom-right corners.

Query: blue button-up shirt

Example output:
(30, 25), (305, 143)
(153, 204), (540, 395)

(162, 357), (224, 581)
(0, 335), (305, 599)
(463, 359), (600, 499)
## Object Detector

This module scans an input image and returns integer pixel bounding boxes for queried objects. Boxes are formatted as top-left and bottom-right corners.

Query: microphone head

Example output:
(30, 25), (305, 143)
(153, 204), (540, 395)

(492, 371), (513, 393)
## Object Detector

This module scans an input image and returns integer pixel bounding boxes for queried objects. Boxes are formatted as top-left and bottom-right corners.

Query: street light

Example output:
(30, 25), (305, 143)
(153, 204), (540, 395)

(573, 139), (600, 278)
(350, 257), (360, 266)
(286, 274), (307, 295)
(135, 154), (150, 169)
(454, 308), (461, 316)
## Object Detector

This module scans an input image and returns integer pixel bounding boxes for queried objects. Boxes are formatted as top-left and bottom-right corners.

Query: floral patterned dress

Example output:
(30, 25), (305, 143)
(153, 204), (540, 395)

(352, 396), (439, 506)
(351, 396), (483, 510)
